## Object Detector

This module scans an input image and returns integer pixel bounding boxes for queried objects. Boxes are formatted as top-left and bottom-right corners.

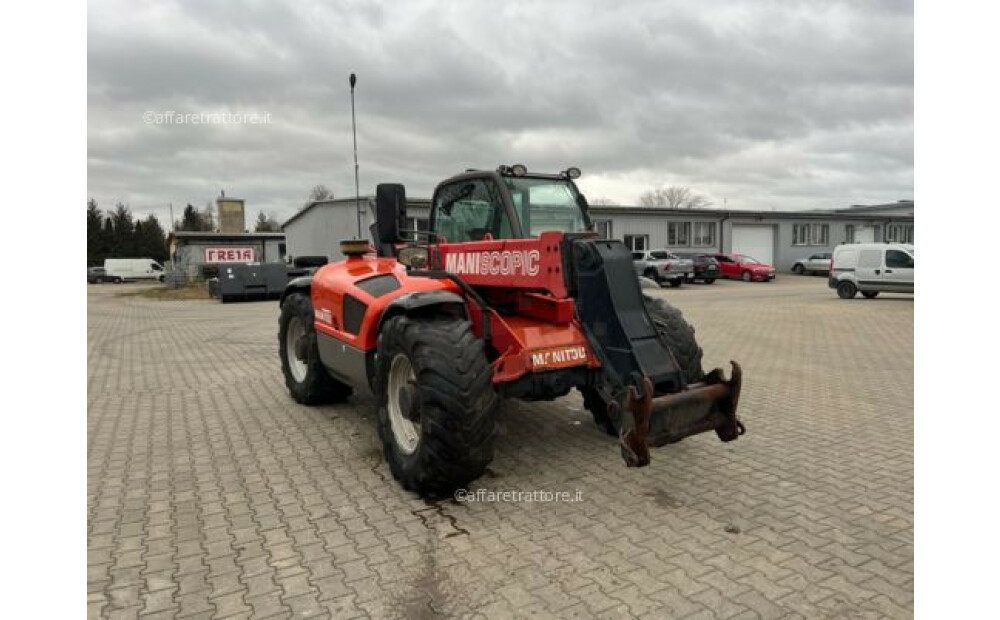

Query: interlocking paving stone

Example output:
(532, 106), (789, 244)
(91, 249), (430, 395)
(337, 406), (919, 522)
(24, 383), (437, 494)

(88, 278), (913, 618)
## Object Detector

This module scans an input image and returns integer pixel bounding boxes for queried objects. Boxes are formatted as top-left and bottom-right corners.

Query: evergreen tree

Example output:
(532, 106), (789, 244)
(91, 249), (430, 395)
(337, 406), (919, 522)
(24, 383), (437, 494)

(135, 215), (168, 262)
(110, 202), (136, 256)
(180, 204), (202, 231)
(87, 199), (104, 266)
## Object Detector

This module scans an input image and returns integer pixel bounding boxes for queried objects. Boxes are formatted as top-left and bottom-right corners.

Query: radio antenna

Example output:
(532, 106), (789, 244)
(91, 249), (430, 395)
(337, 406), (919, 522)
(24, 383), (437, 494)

(349, 72), (361, 238)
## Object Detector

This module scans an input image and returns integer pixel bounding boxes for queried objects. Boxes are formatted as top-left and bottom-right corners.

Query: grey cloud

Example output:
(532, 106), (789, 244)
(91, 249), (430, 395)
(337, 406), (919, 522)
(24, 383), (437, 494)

(88, 0), (912, 220)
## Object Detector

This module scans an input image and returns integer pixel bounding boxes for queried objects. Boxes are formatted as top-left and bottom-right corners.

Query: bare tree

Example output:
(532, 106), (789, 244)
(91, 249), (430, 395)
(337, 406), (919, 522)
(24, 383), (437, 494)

(589, 197), (619, 206)
(637, 186), (712, 209)
(308, 184), (334, 204)
(254, 211), (281, 232)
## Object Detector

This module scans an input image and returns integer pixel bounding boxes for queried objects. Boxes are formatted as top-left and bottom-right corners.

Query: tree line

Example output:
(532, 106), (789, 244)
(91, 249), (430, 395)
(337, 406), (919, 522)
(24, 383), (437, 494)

(87, 199), (168, 266)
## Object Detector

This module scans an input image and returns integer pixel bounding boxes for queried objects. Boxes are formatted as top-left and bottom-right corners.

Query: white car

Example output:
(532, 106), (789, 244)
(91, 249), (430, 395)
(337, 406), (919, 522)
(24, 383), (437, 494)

(104, 258), (166, 282)
(828, 243), (913, 299)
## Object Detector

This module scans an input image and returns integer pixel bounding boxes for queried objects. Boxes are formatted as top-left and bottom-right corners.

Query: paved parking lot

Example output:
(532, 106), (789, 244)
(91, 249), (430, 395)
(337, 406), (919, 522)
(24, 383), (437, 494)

(88, 276), (913, 619)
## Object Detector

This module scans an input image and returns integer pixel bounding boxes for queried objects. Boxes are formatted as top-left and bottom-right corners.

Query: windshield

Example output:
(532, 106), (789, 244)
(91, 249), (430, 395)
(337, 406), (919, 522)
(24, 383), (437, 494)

(649, 251), (672, 260)
(503, 177), (588, 237)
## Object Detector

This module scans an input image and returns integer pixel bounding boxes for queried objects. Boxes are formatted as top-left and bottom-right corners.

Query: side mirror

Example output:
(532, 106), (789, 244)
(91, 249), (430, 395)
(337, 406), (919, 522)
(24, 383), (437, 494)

(374, 183), (407, 256)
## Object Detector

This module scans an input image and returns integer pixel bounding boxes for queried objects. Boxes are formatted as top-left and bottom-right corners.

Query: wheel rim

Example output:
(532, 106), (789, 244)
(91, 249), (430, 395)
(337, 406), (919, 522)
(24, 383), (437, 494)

(387, 354), (421, 455)
(285, 317), (308, 382)
(742, 272), (751, 281)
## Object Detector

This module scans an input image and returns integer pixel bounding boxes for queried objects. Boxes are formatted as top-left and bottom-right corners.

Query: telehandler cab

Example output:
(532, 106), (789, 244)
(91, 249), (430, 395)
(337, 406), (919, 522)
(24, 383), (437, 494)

(279, 165), (745, 494)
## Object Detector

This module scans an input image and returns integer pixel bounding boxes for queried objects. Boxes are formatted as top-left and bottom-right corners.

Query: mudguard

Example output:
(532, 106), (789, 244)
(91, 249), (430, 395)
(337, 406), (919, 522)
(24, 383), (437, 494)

(279, 275), (312, 306)
(376, 290), (468, 333)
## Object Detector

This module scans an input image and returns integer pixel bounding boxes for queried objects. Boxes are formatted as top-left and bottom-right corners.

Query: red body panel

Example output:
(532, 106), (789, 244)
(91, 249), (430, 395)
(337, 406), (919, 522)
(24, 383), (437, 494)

(311, 255), (461, 350)
(310, 232), (600, 387)
(436, 231), (570, 297)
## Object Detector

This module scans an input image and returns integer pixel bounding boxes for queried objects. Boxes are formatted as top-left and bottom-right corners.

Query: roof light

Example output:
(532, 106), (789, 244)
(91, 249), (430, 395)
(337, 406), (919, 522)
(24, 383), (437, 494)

(511, 164), (527, 177)
(565, 167), (582, 179)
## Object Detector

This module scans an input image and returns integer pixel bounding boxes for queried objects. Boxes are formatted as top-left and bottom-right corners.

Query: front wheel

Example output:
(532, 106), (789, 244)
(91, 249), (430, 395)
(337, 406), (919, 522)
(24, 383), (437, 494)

(792, 264), (805, 275)
(704, 278), (715, 284)
(837, 281), (858, 299)
(376, 315), (498, 495)
(279, 293), (353, 405)
(741, 271), (752, 282)
(861, 291), (879, 299)
(644, 268), (660, 284)
(669, 278), (683, 288)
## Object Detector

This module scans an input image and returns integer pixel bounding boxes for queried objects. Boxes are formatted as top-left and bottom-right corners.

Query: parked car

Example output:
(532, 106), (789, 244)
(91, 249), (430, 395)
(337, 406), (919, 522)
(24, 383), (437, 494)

(87, 266), (120, 284)
(104, 258), (166, 282)
(792, 252), (832, 275)
(712, 253), (776, 282)
(829, 243), (913, 299)
(631, 250), (694, 287)
(674, 253), (721, 284)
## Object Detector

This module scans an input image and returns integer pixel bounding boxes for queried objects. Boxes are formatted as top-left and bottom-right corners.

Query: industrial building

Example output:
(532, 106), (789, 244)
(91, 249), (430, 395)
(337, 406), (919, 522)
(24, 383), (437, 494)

(168, 231), (286, 276)
(282, 197), (913, 272)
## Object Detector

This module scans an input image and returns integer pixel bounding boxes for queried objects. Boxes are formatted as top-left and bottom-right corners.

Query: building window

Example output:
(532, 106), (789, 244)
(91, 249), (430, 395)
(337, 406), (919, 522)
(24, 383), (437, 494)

(844, 225), (855, 244)
(667, 222), (690, 246)
(279, 243), (287, 259)
(624, 234), (649, 251)
(885, 223), (913, 243)
(593, 219), (613, 239)
(692, 222), (715, 247)
(793, 223), (829, 246)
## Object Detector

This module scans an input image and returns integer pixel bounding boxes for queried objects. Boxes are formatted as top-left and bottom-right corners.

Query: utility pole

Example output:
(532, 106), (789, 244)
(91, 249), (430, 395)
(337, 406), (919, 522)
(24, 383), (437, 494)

(169, 202), (175, 232)
(349, 72), (361, 238)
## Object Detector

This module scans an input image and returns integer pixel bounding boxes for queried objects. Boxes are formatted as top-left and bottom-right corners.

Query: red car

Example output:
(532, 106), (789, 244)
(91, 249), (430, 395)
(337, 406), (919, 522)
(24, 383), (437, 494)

(712, 253), (776, 282)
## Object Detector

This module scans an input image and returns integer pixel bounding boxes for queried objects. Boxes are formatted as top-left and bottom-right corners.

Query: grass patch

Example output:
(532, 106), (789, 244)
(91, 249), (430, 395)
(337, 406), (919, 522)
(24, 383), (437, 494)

(118, 284), (212, 301)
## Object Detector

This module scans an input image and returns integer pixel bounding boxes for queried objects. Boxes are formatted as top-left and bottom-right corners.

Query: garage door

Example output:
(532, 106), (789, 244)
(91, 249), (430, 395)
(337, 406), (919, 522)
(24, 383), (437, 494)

(731, 225), (774, 265)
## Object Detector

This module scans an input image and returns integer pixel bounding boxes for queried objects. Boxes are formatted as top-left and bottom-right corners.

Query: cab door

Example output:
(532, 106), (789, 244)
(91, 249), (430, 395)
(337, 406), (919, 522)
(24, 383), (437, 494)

(431, 177), (512, 242)
(882, 249), (914, 293)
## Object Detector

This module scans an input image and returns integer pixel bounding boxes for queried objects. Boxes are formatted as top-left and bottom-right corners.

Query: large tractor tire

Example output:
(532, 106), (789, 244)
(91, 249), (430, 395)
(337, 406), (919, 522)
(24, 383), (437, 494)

(376, 315), (498, 495)
(279, 293), (353, 405)
(580, 295), (705, 436)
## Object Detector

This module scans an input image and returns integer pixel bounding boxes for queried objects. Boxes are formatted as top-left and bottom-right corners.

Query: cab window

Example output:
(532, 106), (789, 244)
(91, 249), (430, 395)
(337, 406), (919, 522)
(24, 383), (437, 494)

(151, 263), (163, 271)
(886, 250), (913, 269)
(432, 179), (511, 242)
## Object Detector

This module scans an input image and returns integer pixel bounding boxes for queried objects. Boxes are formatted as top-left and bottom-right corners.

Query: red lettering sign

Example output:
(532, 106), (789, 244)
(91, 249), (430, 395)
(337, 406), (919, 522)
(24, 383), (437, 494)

(204, 247), (255, 263)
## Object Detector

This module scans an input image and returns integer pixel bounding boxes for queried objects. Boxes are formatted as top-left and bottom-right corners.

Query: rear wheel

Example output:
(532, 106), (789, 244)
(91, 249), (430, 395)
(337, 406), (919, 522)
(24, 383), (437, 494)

(376, 315), (498, 495)
(837, 281), (858, 299)
(704, 278), (715, 284)
(861, 291), (879, 299)
(669, 278), (683, 288)
(279, 293), (353, 404)
(643, 268), (660, 284)
(580, 295), (705, 435)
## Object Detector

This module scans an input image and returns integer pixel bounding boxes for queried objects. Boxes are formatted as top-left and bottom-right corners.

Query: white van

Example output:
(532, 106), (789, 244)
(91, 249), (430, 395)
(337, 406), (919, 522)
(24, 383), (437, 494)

(104, 258), (166, 282)
(828, 243), (913, 299)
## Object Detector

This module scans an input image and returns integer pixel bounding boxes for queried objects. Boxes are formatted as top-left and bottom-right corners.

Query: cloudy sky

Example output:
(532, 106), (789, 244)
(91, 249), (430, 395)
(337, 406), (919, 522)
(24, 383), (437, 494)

(88, 0), (913, 223)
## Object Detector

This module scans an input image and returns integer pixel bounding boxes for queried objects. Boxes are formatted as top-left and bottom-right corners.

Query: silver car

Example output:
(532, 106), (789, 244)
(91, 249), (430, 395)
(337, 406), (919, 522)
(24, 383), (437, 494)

(631, 250), (694, 288)
(792, 252), (832, 275)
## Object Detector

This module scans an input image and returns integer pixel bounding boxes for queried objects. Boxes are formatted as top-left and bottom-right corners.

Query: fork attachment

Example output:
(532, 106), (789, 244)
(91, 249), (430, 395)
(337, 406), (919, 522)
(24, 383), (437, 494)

(619, 361), (745, 467)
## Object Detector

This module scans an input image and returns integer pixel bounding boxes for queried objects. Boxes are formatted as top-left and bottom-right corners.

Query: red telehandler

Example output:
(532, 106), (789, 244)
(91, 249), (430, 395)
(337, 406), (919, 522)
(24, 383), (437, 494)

(279, 165), (744, 494)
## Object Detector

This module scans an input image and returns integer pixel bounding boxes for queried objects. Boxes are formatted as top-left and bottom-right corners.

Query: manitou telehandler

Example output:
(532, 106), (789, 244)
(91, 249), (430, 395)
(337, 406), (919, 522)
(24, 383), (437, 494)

(278, 165), (745, 494)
